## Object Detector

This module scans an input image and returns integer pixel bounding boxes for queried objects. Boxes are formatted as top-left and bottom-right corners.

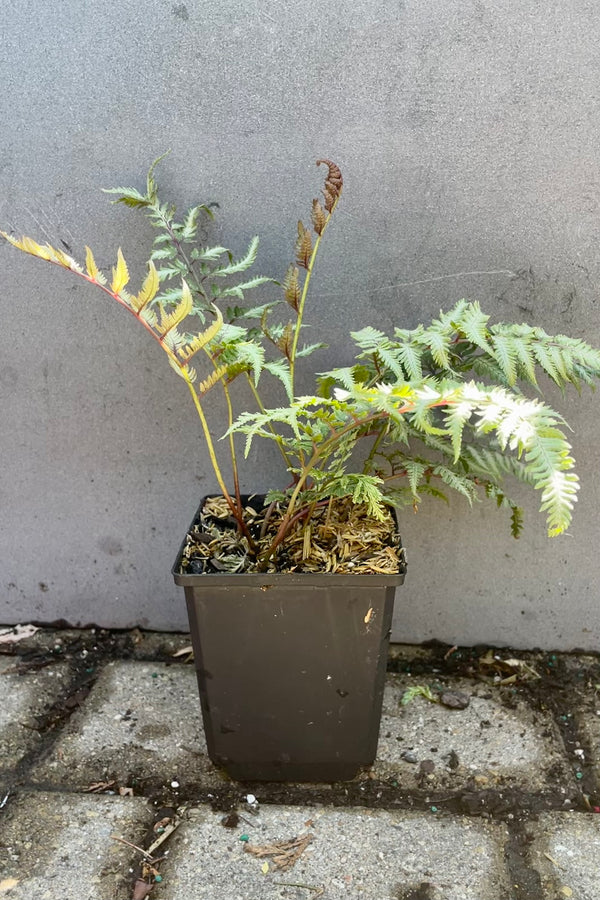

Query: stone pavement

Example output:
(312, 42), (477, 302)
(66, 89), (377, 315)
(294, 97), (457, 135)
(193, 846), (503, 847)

(0, 627), (599, 899)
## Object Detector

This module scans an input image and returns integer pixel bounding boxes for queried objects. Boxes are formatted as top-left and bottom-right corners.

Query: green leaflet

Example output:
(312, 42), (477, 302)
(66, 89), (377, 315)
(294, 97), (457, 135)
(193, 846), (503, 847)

(214, 236), (260, 276)
(264, 360), (293, 401)
(221, 275), (275, 299)
(405, 460), (426, 499)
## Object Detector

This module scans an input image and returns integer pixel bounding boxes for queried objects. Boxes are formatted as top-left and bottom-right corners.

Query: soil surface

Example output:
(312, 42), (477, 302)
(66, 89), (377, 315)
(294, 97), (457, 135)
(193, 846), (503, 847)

(178, 494), (406, 575)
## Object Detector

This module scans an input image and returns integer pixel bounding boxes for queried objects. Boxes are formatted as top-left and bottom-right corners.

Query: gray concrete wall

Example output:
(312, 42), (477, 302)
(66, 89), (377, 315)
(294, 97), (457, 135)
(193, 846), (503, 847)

(1, 0), (599, 649)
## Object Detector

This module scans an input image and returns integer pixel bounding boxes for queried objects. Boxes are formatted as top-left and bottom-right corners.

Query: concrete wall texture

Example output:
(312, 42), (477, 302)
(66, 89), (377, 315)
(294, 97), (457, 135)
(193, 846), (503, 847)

(1, 0), (599, 649)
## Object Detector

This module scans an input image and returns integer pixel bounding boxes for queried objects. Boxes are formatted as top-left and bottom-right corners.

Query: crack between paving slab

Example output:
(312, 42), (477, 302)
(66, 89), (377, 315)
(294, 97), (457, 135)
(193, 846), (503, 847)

(504, 821), (546, 900)
(8, 782), (588, 822)
(0, 636), (119, 802)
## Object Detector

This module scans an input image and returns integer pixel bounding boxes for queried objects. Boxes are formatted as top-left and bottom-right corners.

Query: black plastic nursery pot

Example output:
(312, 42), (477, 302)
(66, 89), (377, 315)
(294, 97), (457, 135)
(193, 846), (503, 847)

(172, 499), (406, 782)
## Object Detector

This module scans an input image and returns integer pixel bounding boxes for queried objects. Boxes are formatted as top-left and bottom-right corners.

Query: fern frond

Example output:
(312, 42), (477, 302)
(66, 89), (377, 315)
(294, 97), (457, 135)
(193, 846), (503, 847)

(323, 474), (386, 520)
(405, 460), (427, 499)
(482, 482), (525, 537)
(295, 221), (312, 269)
(432, 464), (477, 503)
(111, 249), (130, 293)
(351, 325), (387, 351)
(156, 264), (185, 282)
(510, 504), (525, 538)
(221, 275), (274, 300)
(419, 325), (453, 369)
(464, 445), (536, 485)
(457, 301), (491, 351)
(282, 264), (301, 311)
(150, 246), (178, 261)
(530, 341), (561, 386)
(158, 280), (193, 336)
(396, 343), (423, 381)
(193, 246), (229, 262)
(491, 333), (518, 385)
(264, 360), (293, 401)
(168, 357), (197, 383)
(0, 233), (82, 273)
(177, 304), (224, 362)
(276, 322), (294, 359)
(511, 334), (538, 386)
(311, 199), (327, 235)
(197, 365), (228, 396)
(324, 367), (365, 392)
(180, 205), (203, 242)
(227, 301), (279, 322)
(146, 150), (171, 202)
(316, 158), (344, 212)
(296, 342), (327, 358)
(470, 355), (512, 387)
(539, 470), (579, 536)
(227, 340), (265, 385)
(215, 236), (259, 276)
(130, 261), (160, 312)
(230, 407), (303, 456)
(139, 306), (158, 328)
(102, 186), (149, 209)
(162, 327), (188, 352)
(84, 246), (106, 284)
(378, 345), (405, 379)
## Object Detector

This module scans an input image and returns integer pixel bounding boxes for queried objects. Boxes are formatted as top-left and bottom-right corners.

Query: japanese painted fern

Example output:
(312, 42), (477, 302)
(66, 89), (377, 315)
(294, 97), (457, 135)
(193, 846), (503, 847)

(2, 156), (599, 569)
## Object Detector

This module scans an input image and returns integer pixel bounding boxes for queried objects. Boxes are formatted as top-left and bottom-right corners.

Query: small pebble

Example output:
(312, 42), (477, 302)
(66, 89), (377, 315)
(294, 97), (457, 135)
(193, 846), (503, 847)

(171, 781), (180, 788)
(439, 690), (470, 710)
(401, 751), (418, 764)
(246, 793), (257, 804)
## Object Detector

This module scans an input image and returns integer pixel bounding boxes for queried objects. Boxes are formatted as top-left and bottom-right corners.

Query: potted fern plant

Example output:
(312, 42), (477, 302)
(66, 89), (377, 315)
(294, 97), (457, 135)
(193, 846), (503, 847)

(3, 156), (600, 781)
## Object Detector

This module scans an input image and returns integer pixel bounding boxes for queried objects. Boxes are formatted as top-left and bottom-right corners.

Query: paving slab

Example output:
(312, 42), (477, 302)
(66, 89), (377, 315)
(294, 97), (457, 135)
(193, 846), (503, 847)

(374, 674), (572, 791)
(162, 804), (511, 900)
(0, 656), (70, 772)
(0, 791), (150, 899)
(34, 660), (218, 789)
(530, 812), (600, 900)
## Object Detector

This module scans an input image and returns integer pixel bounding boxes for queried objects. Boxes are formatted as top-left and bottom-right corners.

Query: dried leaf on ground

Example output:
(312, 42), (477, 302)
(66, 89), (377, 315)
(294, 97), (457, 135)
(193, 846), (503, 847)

(132, 878), (153, 899)
(244, 833), (313, 871)
(478, 650), (540, 682)
(0, 624), (38, 644)
(87, 780), (116, 793)
(171, 645), (194, 658)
